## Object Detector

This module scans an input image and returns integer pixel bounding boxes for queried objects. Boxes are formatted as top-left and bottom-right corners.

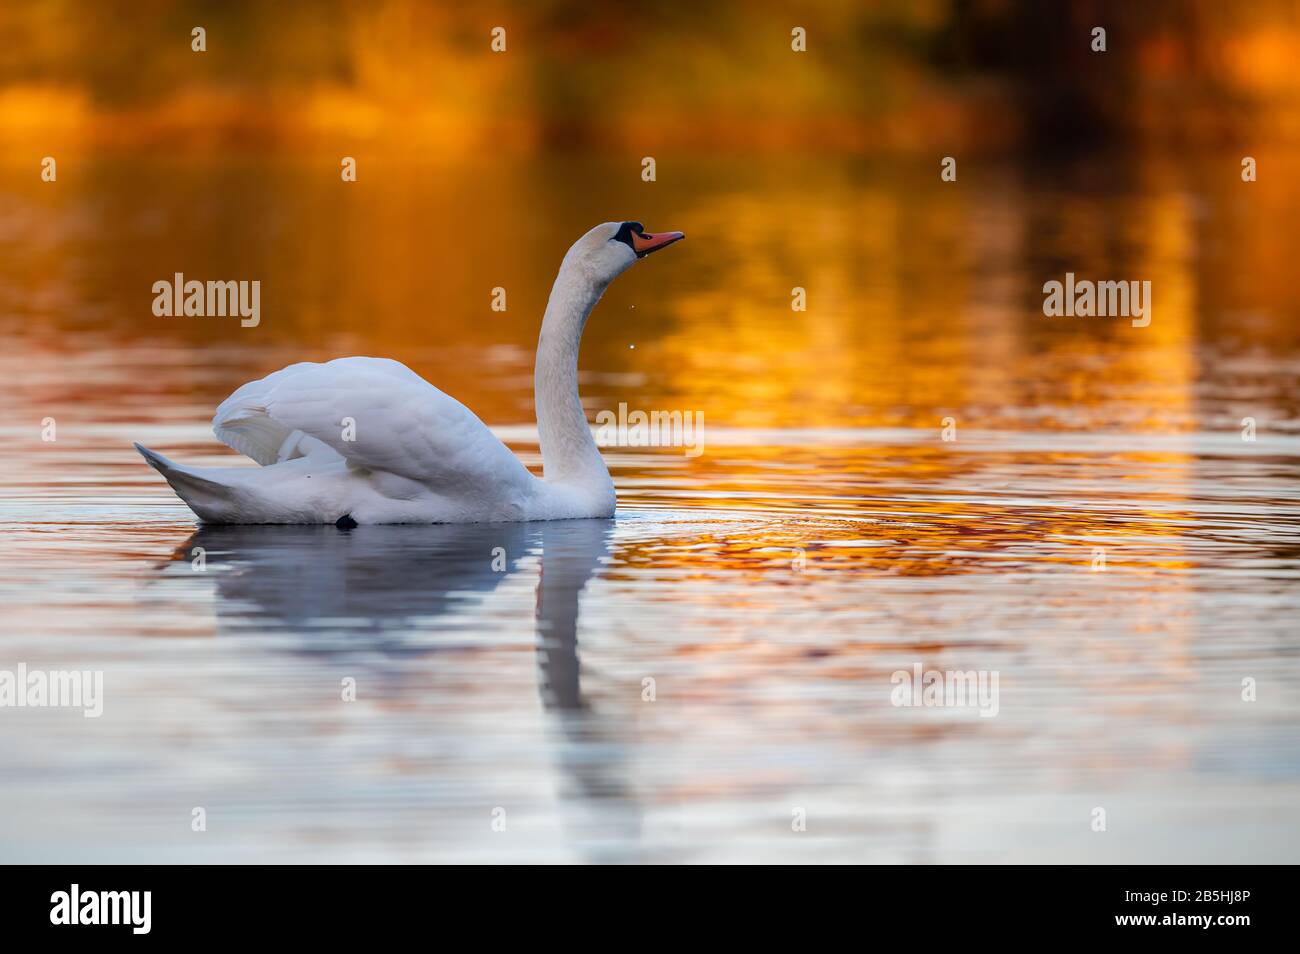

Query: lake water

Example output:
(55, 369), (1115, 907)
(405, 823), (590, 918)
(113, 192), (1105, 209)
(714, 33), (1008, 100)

(2, 154), (1298, 862)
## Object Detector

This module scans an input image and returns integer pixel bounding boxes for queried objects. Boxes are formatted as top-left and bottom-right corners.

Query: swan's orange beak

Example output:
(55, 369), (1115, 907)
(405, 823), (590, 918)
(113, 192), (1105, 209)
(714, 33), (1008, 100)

(631, 230), (685, 258)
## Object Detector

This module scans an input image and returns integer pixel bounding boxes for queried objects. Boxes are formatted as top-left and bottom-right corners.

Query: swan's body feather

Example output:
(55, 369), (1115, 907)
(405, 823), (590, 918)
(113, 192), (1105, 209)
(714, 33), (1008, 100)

(215, 357), (535, 494)
(136, 357), (557, 524)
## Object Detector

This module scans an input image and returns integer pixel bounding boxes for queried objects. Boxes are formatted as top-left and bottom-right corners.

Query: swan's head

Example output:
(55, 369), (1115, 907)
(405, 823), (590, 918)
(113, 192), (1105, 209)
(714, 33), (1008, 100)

(564, 221), (685, 285)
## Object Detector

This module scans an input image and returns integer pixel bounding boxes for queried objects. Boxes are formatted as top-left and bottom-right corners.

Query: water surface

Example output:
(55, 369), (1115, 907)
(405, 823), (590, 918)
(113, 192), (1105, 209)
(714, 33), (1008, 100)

(2, 154), (1298, 862)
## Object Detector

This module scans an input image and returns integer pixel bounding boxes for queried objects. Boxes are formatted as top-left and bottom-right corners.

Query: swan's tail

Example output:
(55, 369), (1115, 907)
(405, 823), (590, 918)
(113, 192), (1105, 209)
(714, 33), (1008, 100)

(134, 443), (241, 521)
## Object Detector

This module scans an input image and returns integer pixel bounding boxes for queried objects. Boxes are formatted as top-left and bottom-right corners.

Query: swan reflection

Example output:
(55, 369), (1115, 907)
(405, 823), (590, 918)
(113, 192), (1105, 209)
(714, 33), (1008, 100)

(162, 518), (639, 859)
(174, 521), (532, 641)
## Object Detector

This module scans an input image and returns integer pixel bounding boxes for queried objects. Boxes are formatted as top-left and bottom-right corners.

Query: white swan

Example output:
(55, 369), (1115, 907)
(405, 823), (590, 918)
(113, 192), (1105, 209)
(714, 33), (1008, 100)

(135, 221), (684, 525)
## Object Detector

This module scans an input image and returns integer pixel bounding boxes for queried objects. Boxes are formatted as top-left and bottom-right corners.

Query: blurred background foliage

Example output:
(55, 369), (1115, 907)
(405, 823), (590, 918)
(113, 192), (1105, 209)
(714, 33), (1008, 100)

(2, 0), (1298, 155)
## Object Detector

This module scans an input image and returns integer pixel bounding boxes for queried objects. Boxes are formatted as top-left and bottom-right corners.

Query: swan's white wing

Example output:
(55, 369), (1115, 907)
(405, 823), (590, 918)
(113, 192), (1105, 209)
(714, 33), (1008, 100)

(213, 357), (536, 496)
(210, 362), (337, 465)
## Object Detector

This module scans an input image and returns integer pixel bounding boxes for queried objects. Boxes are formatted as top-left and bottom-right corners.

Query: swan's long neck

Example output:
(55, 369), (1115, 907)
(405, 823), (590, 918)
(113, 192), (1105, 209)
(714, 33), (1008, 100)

(535, 263), (612, 490)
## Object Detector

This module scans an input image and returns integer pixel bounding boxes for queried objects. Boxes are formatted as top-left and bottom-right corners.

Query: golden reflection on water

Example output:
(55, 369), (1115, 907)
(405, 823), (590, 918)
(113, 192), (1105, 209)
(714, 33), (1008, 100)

(4, 153), (1299, 434)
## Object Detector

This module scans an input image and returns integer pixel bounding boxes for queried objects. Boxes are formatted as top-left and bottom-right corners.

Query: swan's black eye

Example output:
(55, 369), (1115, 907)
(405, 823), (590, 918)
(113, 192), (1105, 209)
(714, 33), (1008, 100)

(613, 221), (644, 251)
